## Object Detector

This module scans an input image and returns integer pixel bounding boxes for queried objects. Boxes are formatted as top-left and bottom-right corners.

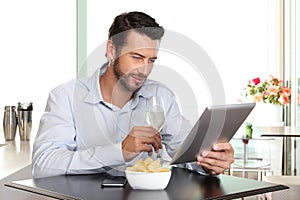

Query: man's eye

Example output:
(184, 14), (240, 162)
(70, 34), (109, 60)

(149, 59), (156, 63)
(132, 56), (142, 60)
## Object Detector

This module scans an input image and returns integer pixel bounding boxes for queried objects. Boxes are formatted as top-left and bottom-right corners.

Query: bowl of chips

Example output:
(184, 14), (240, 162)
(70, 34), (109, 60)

(125, 158), (172, 190)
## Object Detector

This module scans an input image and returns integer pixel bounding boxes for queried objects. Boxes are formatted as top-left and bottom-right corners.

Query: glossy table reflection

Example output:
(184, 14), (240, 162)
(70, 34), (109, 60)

(0, 140), (32, 179)
(1, 166), (288, 200)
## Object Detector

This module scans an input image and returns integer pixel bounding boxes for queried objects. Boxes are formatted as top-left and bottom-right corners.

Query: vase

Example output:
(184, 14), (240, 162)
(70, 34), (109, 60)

(245, 126), (253, 139)
(251, 103), (284, 126)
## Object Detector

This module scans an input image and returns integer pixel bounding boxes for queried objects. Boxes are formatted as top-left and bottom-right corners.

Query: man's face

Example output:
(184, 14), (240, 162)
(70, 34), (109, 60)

(112, 31), (159, 92)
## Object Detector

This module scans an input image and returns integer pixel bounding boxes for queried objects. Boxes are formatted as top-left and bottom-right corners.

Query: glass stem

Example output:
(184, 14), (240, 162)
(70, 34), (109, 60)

(243, 142), (248, 165)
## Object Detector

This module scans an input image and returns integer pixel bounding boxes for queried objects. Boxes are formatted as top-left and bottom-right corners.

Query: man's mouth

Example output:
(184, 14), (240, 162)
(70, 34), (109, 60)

(131, 75), (145, 84)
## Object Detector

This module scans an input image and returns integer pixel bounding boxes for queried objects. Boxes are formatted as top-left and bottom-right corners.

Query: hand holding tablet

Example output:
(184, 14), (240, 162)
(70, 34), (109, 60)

(170, 103), (256, 165)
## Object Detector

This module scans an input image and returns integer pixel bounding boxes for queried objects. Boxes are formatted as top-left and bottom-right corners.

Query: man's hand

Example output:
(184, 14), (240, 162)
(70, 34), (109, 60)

(196, 142), (234, 175)
(122, 126), (163, 162)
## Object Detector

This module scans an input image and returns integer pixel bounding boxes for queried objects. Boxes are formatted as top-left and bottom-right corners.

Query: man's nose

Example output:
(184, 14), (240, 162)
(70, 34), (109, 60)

(137, 62), (152, 75)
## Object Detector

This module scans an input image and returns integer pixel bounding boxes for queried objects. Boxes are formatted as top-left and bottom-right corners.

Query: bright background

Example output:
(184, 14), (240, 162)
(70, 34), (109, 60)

(0, 0), (76, 138)
(2, 0), (299, 176)
(84, 0), (279, 125)
(81, 0), (283, 176)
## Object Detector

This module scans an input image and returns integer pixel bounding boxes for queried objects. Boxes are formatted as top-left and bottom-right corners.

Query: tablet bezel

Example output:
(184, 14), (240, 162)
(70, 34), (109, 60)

(170, 103), (256, 165)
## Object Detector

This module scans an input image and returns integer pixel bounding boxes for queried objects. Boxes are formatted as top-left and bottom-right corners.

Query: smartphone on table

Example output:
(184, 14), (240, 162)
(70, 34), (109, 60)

(101, 176), (127, 187)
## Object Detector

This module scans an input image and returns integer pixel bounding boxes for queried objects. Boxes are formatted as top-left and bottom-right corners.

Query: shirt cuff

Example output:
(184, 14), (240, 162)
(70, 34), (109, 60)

(185, 162), (210, 175)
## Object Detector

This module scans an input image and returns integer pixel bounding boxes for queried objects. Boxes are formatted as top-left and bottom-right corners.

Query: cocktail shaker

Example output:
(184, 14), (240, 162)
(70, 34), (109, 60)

(17, 102), (33, 140)
(3, 106), (17, 140)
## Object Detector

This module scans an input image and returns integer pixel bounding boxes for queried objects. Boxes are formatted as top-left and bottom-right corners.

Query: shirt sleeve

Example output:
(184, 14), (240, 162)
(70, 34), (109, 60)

(32, 85), (125, 178)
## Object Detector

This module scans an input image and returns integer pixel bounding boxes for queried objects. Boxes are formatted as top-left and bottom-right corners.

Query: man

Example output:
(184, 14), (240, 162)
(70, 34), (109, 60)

(32, 11), (234, 178)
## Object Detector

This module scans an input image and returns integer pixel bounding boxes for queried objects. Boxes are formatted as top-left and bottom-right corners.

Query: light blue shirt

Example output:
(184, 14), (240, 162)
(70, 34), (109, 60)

(32, 64), (203, 178)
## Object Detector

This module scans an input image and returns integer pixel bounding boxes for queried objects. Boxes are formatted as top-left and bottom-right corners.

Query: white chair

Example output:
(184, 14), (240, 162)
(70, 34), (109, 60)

(229, 138), (273, 181)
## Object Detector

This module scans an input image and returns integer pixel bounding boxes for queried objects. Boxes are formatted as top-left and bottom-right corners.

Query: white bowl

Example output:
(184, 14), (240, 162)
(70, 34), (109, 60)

(125, 170), (172, 190)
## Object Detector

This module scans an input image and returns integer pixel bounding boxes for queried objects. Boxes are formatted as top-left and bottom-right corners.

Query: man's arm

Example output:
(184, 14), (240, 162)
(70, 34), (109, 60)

(32, 85), (125, 178)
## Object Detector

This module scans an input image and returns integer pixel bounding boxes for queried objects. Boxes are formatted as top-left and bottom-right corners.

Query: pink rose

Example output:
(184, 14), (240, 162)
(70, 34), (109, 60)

(253, 93), (263, 102)
(252, 77), (261, 85)
(278, 95), (290, 105)
(281, 87), (291, 96)
(268, 85), (280, 95)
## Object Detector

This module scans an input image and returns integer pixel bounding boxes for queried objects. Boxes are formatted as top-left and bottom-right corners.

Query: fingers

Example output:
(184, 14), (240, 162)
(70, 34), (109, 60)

(140, 134), (162, 151)
(197, 154), (231, 174)
(131, 126), (162, 150)
(130, 126), (158, 137)
(121, 126), (163, 161)
(211, 142), (234, 163)
(212, 143), (234, 153)
(196, 142), (234, 175)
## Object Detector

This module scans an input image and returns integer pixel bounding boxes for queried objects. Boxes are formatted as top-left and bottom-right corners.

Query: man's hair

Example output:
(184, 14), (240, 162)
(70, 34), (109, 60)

(108, 11), (165, 54)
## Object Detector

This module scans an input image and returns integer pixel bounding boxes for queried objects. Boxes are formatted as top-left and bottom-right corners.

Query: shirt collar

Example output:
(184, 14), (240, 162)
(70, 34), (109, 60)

(82, 63), (154, 106)
(82, 63), (108, 104)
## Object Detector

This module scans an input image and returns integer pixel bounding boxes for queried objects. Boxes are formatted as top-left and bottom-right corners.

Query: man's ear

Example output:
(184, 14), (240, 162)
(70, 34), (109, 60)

(106, 40), (116, 61)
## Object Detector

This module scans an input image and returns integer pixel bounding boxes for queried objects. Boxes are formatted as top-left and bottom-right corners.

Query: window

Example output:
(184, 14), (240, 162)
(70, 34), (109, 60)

(0, 1), (76, 139)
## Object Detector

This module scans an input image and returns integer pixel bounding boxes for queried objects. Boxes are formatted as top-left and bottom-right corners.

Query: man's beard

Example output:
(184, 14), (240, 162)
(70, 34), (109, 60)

(112, 58), (146, 92)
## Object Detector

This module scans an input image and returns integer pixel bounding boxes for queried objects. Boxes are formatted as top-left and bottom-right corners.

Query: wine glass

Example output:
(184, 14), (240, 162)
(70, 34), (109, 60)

(146, 96), (165, 158)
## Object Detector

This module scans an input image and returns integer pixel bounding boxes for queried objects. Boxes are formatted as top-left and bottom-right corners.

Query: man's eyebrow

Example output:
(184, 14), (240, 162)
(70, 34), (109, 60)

(129, 52), (157, 59)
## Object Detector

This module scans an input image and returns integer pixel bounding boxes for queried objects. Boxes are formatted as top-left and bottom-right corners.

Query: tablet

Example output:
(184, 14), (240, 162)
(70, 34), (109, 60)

(170, 103), (255, 165)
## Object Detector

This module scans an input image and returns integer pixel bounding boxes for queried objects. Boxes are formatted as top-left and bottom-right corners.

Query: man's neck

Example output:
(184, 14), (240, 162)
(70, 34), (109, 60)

(100, 66), (133, 108)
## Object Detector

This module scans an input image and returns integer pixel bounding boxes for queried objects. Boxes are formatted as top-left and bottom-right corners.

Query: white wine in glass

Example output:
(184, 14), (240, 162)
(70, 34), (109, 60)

(146, 110), (165, 132)
(146, 96), (165, 158)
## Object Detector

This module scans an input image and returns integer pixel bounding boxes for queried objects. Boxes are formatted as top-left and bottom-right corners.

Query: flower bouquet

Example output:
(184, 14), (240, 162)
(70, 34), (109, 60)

(244, 76), (291, 105)
(240, 75), (291, 133)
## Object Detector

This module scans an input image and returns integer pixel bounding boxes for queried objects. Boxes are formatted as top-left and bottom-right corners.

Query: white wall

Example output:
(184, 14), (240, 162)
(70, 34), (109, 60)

(0, 0), (76, 140)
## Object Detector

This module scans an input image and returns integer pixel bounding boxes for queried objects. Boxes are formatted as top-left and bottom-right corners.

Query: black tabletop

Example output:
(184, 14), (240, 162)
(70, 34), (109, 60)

(255, 126), (300, 137)
(3, 167), (288, 200)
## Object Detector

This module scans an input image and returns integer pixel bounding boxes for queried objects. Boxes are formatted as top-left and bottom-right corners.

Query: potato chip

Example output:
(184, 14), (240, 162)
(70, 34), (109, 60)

(144, 157), (153, 165)
(147, 159), (161, 172)
(126, 157), (170, 173)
